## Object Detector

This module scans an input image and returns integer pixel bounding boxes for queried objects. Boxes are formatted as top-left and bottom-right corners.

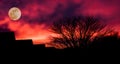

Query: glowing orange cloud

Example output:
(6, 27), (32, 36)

(0, 17), (53, 44)
(0, 17), (9, 25)
(9, 22), (53, 44)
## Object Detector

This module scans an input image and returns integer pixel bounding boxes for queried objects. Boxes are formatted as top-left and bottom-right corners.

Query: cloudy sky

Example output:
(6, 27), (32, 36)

(0, 0), (120, 44)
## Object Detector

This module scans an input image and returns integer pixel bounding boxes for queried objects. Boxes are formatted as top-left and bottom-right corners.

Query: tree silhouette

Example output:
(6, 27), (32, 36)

(50, 16), (113, 48)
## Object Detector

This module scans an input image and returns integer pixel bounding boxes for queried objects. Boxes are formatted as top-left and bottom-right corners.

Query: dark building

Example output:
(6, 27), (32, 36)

(33, 44), (45, 49)
(0, 32), (15, 48)
(0, 31), (46, 49)
(15, 40), (33, 48)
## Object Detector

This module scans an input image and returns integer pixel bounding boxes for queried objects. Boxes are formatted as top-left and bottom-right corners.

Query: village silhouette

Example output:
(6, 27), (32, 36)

(1, 31), (120, 49)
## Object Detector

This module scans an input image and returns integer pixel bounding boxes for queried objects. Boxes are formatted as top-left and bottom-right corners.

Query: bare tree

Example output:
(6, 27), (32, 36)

(50, 16), (113, 48)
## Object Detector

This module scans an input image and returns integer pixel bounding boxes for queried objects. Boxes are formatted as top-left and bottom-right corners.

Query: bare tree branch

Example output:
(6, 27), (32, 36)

(50, 16), (113, 48)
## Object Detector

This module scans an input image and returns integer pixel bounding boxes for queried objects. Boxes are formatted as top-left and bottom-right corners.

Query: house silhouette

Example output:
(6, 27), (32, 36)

(0, 32), (45, 48)
(0, 32), (15, 48)
(33, 44), (45, 49)
(15, 40), (33, 48)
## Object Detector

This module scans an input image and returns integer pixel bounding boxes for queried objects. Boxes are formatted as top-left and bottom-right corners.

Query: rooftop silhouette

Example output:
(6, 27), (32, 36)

(0, 32), (45, 49)
(15, 40), (33, 48)
(0, 32), (15, 48)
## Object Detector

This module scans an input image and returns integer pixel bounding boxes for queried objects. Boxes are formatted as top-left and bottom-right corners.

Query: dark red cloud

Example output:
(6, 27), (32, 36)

(0, 0), (120, 44)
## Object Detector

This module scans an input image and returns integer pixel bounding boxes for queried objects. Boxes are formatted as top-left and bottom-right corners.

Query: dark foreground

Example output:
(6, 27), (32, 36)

(0, 32), (120, 63)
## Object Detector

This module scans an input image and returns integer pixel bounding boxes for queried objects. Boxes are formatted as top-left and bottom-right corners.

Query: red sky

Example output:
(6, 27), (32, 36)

(0, 0), (120, 44)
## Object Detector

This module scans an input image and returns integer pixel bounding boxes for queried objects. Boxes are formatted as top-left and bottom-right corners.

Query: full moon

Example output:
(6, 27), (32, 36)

(8, 7), (21, 21)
